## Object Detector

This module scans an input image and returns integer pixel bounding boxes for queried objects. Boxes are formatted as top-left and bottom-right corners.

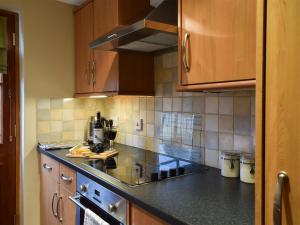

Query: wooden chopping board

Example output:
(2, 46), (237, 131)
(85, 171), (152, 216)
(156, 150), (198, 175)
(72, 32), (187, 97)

(66, 149), (119, 160)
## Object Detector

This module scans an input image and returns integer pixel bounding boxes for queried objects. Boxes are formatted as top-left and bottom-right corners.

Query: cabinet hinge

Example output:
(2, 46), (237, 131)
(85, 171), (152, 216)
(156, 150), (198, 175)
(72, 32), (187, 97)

(12, 33), (16, 46)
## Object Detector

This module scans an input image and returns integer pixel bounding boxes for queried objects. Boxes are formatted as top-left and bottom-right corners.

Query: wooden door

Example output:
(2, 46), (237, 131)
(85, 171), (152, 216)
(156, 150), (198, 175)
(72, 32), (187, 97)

(40, 155), (60, 225)
(179, 0), (256, 87)
(264, 0), (300, 223)
(74, 2), (94, 94)
(0, 11), (17, 225)
(59, 186), (76, 225)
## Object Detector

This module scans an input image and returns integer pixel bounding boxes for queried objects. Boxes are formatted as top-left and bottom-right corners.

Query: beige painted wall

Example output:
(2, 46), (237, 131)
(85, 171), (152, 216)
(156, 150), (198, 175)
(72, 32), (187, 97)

(0, 0), (74, 224)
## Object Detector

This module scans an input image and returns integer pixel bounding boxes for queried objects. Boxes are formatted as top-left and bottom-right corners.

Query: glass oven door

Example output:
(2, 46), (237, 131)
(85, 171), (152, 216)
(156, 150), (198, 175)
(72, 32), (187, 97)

(69, 193), (123, 225)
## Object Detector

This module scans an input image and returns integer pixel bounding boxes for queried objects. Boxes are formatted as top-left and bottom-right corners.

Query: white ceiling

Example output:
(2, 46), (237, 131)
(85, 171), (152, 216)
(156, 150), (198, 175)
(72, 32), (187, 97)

(56, 0), (163, 7)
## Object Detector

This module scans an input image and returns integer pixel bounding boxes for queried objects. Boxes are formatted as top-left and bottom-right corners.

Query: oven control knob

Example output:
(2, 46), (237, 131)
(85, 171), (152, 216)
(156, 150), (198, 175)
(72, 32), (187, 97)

(80, 184), (88, 193)
(108, 203), (117, 212)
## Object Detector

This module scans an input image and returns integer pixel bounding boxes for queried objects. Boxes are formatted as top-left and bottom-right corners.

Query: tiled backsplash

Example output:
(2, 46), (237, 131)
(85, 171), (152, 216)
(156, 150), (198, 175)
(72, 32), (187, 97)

(36, 52), (255, 169)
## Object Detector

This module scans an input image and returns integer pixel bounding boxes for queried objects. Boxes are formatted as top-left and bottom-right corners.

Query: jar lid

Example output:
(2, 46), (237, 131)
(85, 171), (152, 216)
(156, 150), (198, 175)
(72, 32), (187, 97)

(240, 153), (255, 163)
(221, 151), (240, 160)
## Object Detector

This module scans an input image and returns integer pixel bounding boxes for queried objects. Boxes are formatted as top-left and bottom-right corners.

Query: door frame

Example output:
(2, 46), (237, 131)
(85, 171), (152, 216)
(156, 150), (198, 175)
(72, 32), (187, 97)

(255, 0), (267, 224)
(0, 9), (20, 225)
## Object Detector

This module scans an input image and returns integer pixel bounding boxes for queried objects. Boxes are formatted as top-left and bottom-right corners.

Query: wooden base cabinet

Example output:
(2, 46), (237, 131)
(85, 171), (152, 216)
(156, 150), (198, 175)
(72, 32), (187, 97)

(40, 155), (77, 225)
(178, 0), (256, 91)
(131, 204), (169, 225)
(74, 0), (154, 96)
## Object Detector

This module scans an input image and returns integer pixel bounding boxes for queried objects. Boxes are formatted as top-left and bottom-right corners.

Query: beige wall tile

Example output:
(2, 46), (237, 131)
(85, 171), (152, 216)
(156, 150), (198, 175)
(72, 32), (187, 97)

(219, 97), (233, 115)
(205, 131), (218, 150)
(155, 97), (163, 111)
(205, 115), (218, 132)
(163, 98), (172, 111)
(219, 133), (233, 151)
(234, 135), (251, 152)
(205, 96), (218, 114)
(205, 149), (219, 168)
(51, 109), (63, 121)
(37, 110), (50, 121)
(146, 124), (155, 138)
(37, 99), (50, 110)
(193, 96), (205, 113)
(37, 121), (50, 134)
(172, 97), (182, 112)
(219, 115), (233, 133)
(63, 109), (74, 121)
(51, 98), (63, 109)
(50, 121), (63, 133)
(183, 97), (193, 113)
(234, 97), (251, 116)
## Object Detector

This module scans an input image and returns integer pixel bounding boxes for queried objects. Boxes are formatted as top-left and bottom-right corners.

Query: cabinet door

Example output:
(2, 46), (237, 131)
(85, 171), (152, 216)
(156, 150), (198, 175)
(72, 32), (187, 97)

(131, 204), (168, 225)
(40, 155), (60, 225)
(74, 2), (94, 94)
(58, 187), (76, 225)
(264, 0), (300, 223)
(179, 0), (256, 86)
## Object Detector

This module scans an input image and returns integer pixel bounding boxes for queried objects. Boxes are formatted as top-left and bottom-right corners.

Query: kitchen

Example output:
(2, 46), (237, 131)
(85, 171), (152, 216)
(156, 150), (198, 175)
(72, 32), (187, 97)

(0, 0), (298, 225)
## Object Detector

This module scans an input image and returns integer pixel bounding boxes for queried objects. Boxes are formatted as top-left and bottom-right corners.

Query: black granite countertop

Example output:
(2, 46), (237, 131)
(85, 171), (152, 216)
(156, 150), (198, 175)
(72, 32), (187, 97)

(38, 144), (254, 225)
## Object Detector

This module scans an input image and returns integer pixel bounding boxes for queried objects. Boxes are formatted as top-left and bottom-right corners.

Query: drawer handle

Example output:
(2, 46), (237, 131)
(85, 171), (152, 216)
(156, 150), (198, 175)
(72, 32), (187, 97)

(43, 163), (52, 171)
(51, 193), (58, 217)
(61, 174), (72, 183)
(182, 32), (190, 73)
(273, 171), (289, 225)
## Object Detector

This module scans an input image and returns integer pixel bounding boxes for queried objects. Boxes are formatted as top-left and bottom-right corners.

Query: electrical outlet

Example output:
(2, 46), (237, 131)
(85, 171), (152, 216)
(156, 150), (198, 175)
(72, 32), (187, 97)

(135, 119), (143, 131)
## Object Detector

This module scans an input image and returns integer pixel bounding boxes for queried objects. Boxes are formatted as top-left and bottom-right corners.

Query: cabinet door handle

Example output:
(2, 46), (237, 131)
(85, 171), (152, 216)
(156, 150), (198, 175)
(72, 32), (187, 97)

(182, 32), (190, 73)
(57, 196), (63, 222)
(273, 171), (289, 225)
(51, 193), (58, 217)
(87, 61), (92, 85)
(85, 63), (89, 85)
(92, 60), (96, 86)
(61, 174), (72, 183)
(43, 163), (52, 171)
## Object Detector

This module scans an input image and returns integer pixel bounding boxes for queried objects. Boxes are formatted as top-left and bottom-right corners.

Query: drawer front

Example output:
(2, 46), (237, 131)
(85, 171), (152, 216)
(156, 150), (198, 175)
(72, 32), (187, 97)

(60, 164), (76, 194)
(40, 154), (59, 183)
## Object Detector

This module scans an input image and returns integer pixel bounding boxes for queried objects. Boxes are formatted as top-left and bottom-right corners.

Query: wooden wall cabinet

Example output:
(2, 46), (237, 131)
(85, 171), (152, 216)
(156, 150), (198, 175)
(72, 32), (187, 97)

(74, 2), (94, 94)
(74, 0), (154, 96)
(40, 154), (77, 225)
(177, 0), (256, 91)
(131, 204), (169, 225)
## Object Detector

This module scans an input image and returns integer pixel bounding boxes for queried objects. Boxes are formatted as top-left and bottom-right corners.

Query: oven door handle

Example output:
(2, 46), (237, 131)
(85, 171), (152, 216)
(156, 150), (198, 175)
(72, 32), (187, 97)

(69, 195), (87, 211)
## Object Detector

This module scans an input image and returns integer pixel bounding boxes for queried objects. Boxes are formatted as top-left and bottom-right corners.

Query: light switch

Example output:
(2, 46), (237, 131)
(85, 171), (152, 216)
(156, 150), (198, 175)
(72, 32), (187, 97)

(135, 119), (143, 131)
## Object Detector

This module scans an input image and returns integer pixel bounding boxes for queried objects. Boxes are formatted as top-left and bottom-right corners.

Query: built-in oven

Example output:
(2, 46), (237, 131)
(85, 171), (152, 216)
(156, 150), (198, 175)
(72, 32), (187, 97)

(69, 173), (127, 225)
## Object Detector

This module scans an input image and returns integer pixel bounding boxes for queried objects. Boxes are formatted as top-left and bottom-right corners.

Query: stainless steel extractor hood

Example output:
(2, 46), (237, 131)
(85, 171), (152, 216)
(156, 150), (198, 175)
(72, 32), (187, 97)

(90, 0), (178, 53)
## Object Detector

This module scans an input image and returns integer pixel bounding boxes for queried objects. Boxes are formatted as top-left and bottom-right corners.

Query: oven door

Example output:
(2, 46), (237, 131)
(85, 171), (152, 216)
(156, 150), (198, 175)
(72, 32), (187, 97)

(69, 194), (124, 225)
